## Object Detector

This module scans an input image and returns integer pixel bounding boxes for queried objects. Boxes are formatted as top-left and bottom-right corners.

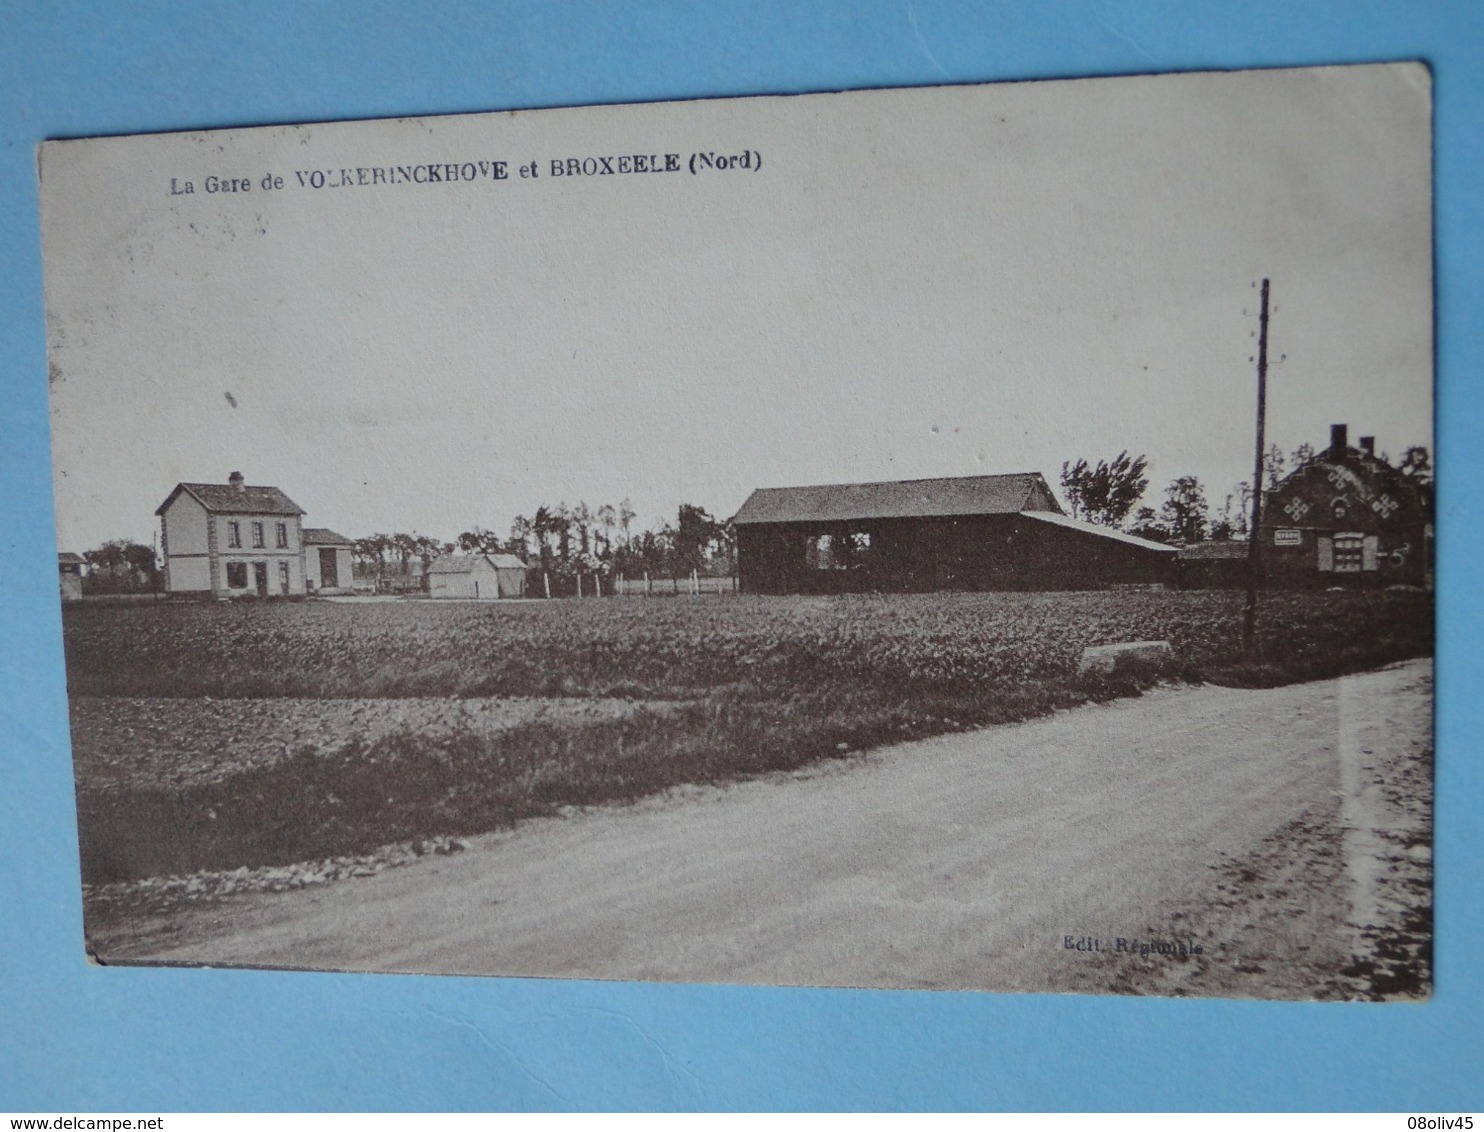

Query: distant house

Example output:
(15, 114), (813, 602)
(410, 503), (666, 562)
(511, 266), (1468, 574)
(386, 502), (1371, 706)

(428, 553), (528, 599)
(303, 528), (355, 595)
(731, 473), (1176, 593)
(156, 471), (308, 597)
(1260, 424), (1432, 588)
(58, 552), (84, 602)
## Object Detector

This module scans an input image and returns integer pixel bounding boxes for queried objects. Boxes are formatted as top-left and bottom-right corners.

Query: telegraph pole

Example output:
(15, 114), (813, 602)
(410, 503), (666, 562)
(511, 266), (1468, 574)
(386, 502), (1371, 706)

(1242, 279), (1270, 654)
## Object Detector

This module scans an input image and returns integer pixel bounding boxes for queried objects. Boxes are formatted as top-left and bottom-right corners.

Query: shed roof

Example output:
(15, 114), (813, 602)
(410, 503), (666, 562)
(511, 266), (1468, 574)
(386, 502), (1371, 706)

(303, 527), (353, 546)
(156, 482), (305, 517)
(488, 554), (528, 570)
(1176, 540), (1250, 560)
(428, 553), (497, 575)
(1018, 510), (1177, 553)
(58, 551), (85, 565)
(731, 474), (1061, 526)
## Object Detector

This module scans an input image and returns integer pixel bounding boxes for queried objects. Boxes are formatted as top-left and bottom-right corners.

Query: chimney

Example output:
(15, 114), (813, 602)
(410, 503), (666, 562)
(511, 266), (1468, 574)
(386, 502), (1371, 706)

(228, 470), (245, 493)
(1359, 436), (1376, 456)
(1329, 424), (1348, 457)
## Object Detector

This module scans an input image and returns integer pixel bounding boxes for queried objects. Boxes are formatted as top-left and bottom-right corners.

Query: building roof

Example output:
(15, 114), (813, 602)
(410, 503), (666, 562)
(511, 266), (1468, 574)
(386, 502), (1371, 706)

(428, 553), (527, 574)
(1176, 540), (1251, 560)
(156, 481), (305, 517)
(428, 553), (497, 575)
(1018, 510), (1178, 553)
(57, 552), (85, 565)
(302, 527), (353, 546)
(731, 474), (1062, 526)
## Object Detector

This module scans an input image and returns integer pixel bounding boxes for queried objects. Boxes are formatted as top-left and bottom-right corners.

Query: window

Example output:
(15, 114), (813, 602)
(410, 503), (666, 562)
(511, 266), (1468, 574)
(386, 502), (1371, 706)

(226, 562), (248, 588)
(278, 560), (291, 594)
(807, 534), (835, 570)
(226, 521), (241, 548)
(1333, 534), (1364, 573)
(276, 522), (289, 549)
(251, 521), (265, 549)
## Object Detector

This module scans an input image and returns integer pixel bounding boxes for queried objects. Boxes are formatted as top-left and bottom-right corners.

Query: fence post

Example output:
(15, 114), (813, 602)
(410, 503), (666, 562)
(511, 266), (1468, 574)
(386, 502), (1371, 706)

(543, 572), (551, 599)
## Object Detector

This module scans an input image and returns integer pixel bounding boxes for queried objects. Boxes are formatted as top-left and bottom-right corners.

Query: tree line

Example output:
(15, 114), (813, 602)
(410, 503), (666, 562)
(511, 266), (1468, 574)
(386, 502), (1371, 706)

(1061, 443), (1432, 545)
(354, 500), (736, 586)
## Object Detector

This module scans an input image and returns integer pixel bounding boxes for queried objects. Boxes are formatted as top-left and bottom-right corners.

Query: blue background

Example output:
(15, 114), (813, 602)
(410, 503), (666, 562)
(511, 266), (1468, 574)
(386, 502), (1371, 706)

(2, 1), (1480, 1111)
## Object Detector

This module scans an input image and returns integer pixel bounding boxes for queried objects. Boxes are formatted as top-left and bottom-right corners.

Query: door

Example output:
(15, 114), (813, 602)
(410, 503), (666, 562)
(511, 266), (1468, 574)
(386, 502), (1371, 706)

(253, 562), (269, 596)
(320, 548), (339, 588)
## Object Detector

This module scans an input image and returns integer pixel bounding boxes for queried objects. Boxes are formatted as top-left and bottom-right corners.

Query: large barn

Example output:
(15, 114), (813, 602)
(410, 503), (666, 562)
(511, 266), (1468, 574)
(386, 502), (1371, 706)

(731, 473), (1176, 594)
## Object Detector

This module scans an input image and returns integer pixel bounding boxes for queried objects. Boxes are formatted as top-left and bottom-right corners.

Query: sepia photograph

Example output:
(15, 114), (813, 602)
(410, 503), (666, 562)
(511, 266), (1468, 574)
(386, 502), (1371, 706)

(41, 62), (1433, 997)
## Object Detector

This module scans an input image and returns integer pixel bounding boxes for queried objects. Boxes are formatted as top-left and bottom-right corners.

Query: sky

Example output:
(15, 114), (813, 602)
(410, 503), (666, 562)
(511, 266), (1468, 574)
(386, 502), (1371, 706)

(41, 63), (1433, 552)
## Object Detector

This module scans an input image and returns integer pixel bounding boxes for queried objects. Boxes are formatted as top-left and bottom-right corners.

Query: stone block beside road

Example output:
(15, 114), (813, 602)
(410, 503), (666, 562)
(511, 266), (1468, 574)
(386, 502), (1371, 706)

(1077, 640), (1175, 679)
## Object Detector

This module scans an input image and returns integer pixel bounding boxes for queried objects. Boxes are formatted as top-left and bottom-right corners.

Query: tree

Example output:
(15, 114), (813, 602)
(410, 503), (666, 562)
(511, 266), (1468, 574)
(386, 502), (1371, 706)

(1160, 476), (1209, 544)
(618, 499), (636, 547)
(1398, 445), (1432, 485)
(1126, 506), (1171, 543)
(1059, 451), (1149, 527)
(508, 515), (534, 560)
(595, 503), (617, 556)
(673, 504), (725, 574)
(81, 539), (161, 593)
(634, 526), (675, 576)
(1290, 442), (1315, 469)
(352, 534), (392, 580)
(530, 506), (555, 567)
(457, 527), (502, 554)
(1210, 493), (1236, 542)
(390, 532), (420, 574)
(1233, 480), (1253, 538)
(553, 502), (572, 565)
(1263, 444), (1287, 492)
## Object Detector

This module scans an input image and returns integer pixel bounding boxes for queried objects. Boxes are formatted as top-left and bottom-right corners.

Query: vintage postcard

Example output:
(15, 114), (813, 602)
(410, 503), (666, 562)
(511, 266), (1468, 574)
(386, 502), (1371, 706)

(41, 64), (1433, 997)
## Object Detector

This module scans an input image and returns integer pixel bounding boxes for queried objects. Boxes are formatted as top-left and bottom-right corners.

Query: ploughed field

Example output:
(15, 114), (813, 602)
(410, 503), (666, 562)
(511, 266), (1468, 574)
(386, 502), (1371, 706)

(64, 591), (1432, 895)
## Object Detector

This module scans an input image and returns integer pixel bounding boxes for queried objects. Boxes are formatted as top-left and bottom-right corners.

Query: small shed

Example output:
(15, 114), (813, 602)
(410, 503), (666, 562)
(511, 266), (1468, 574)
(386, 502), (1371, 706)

(58, 552), (84, 602)
(488, 554), (529, 598)
(1176, 540), (1251, 589)
(428, 553), (526, 599)
(302, 528), (355, 594)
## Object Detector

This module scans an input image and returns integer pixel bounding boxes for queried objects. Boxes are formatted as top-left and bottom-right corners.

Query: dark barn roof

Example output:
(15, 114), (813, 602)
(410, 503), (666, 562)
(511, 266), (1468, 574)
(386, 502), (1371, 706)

(731, 473), (1063, 526)
(156, 482), (305, 517)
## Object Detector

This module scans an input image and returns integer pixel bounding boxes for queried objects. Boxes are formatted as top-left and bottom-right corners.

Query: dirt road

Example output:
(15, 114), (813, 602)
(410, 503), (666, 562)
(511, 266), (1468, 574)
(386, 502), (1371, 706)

(119, 661), (1432, 997)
